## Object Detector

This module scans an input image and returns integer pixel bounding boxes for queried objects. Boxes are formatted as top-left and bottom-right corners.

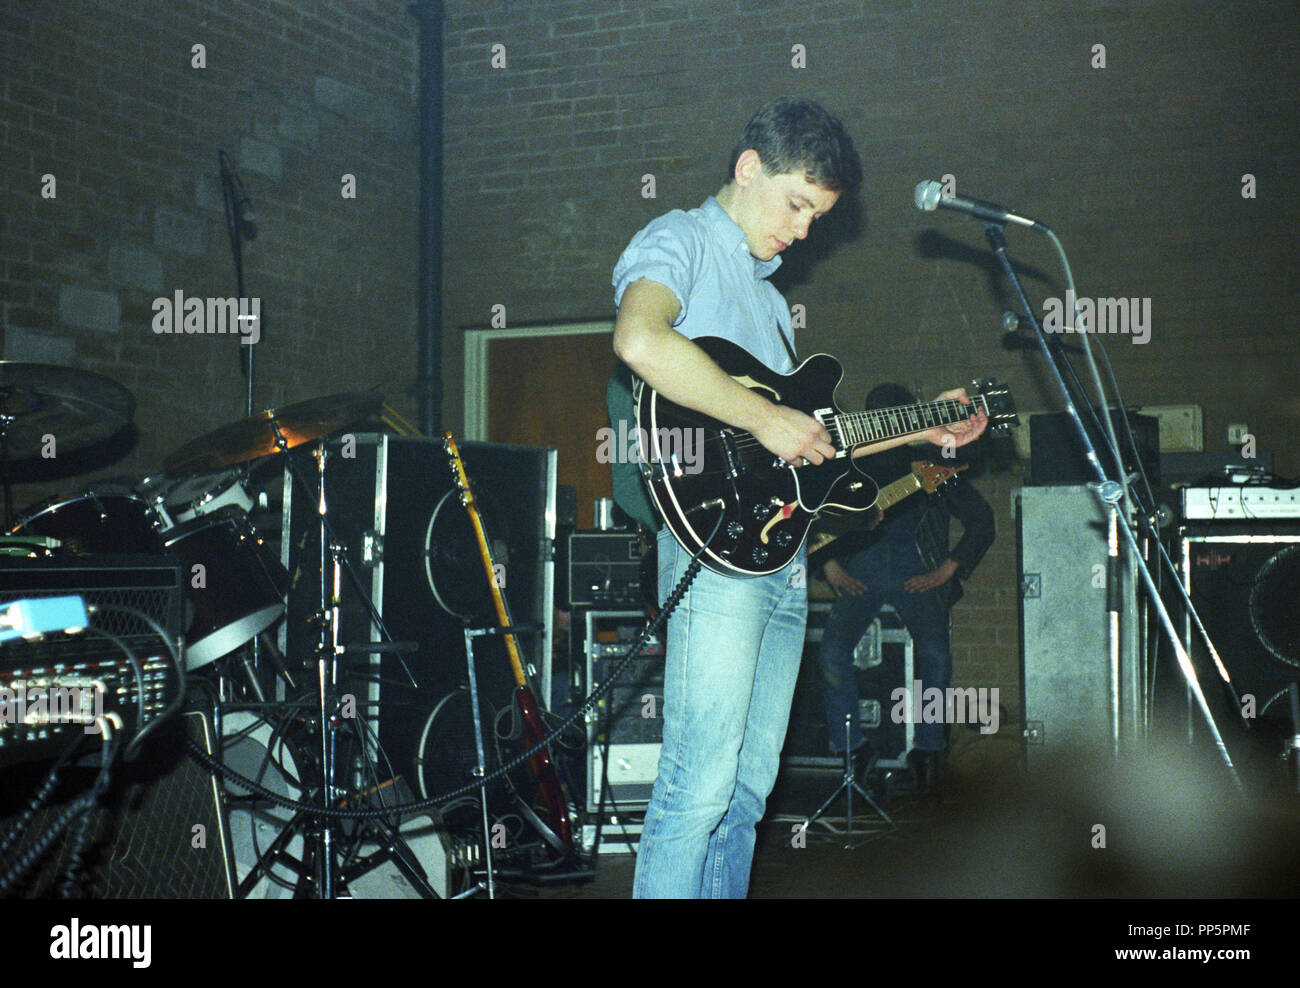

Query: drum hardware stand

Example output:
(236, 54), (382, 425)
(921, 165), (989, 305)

(262, 423), (425, 897)
(801, 716), (896, 849)
(210, 691), (317, 898)
(334, 813), (440, 899)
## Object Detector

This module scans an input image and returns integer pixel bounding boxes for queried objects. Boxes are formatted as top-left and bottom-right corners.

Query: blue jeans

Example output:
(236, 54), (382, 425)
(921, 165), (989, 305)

(818, 537), (952, 753)
(632, 527), (807, 899)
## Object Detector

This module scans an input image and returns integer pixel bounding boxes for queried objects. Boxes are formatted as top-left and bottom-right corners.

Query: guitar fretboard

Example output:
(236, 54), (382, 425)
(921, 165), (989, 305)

(835, 396), (987, 448)
(875, 471), (922, 510)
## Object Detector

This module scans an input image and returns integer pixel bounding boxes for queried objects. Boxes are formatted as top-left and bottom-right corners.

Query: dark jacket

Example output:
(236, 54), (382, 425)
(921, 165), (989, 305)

(818, 443), (995, 607)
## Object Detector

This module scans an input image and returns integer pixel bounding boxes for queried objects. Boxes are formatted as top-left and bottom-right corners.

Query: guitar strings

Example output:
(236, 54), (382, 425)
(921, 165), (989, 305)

(647, 399), (984, 471)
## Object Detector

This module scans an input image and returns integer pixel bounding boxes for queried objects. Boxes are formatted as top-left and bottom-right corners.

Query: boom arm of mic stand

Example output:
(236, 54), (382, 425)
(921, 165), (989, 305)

(219, 152), (255, 415)
(983, 222), (1242, 789)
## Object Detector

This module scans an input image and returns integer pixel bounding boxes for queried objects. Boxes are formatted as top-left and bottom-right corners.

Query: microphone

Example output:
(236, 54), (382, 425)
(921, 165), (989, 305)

(913, 179), (1039, 229)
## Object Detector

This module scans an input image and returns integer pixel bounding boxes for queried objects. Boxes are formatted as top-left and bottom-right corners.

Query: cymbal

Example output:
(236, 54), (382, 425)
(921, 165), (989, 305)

(0, 362), (135, 461)
(164, 392), (383, 474)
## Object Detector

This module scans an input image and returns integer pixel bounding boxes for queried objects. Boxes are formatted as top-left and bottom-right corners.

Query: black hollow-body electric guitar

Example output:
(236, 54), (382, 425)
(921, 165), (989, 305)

(633, 336), (1018, 576)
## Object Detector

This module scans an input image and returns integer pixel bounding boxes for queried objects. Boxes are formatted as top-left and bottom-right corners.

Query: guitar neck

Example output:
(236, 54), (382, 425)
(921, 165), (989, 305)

(874, 470), (923, 510)
(835, 396), (986, 449)
(444, 433), (528, 689)
(807, 470), (924, 557)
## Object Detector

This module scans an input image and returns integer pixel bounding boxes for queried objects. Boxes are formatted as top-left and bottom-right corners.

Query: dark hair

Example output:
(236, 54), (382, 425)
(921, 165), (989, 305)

(865, 382), (915, 411)
(727, 97), (862, 193)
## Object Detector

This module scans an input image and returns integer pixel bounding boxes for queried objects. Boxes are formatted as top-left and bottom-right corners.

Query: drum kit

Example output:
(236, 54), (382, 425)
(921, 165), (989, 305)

(8, 371), (381, 674)
(1, 362), (437, 896)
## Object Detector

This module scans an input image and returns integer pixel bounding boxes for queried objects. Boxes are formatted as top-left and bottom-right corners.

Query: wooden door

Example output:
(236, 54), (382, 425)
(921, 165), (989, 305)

(486, 331), (617, 529)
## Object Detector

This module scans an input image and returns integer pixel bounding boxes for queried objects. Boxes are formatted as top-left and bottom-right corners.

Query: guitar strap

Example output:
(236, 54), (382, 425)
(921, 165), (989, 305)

(774, 316), (799, 368)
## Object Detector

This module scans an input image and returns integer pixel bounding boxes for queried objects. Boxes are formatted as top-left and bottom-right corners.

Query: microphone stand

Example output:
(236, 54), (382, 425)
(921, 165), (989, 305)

(983, 221), (1241, 786)
(218, 150), (256, 418)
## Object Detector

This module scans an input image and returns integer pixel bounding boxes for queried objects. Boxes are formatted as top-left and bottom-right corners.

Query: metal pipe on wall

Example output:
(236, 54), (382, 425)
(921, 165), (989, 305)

(410, 0), (443, 435)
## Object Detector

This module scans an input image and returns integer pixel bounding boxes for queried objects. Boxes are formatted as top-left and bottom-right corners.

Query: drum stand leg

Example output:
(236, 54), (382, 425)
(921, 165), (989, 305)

(336, 816), (440, 899)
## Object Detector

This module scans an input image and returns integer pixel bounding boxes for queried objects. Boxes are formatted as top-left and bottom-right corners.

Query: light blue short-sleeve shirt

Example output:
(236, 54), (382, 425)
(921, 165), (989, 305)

(612, 197), (797, 373)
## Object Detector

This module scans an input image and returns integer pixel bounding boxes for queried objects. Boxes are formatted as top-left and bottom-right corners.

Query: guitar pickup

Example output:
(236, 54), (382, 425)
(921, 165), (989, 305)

(719, 431), (743, 480)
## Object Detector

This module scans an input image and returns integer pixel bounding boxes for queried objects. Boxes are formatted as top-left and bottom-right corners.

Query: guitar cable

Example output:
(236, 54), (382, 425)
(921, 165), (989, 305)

(184, 511), (727, 824)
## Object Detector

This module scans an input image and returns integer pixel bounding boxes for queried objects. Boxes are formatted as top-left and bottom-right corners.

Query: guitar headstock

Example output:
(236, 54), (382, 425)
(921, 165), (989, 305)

(970, 378), (1019, 431)
(910, 460), (969, 493)
(442, 431), (474, 506)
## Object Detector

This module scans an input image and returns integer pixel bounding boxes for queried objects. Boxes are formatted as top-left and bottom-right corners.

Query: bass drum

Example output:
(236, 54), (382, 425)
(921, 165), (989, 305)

(12, 490), (164, 555)
(220, 711), (305, 899)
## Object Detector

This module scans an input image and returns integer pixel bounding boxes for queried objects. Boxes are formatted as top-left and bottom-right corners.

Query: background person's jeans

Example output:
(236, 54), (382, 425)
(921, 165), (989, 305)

(632, 527), (807, 899)
(817, 537), (952, 753)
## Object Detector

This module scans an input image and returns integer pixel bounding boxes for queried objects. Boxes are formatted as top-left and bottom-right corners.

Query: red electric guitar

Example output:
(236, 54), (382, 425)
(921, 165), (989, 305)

(443, 432), (574, 852)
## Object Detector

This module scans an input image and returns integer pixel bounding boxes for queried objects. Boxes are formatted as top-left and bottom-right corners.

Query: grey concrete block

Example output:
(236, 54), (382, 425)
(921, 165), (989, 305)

(3, 327), (77, 363)
(108, 244), (164, 294)
(58, 284), (121, 334)
(195, 173), (225, 214)
(314, 75), (401, 134)
(239, 136), (282, 181)
(277, 108), (320, 146)
(154, 206), (209, 257)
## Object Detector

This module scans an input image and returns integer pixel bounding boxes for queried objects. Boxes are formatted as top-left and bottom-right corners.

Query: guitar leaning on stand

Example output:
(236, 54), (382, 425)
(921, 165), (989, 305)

(443, 433), (575, 856)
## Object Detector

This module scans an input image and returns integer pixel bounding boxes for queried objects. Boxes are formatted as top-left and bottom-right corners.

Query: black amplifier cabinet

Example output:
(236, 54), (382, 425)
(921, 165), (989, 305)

(567, 530), (642, 608)
(1029, 409), (1160, 488)
(1180, 523), (1300, 720)
(0, 553), (183, 643)
(281, 434), (556, 787)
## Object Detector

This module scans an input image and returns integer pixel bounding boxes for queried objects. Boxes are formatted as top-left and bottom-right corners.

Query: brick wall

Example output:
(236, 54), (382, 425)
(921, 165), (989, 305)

(4, 0), (1297, 721)
(437, 0), (1299, 716)
(1, 0), (420, 489)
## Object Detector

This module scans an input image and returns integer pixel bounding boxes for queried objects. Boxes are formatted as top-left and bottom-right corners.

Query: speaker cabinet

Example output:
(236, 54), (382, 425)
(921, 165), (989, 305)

(280, 434), (555, 794)
(1181, 524), (1300, 720)
(0, 711), (233, 898)
(1018, 486), (1144, 762)
(1029, 410), (1160, 488)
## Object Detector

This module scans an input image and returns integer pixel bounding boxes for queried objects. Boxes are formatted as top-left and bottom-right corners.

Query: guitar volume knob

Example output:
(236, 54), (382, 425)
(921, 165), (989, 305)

(726, 520), (744, 541)
(751, 547), (769, 565)
(774, 529), (793, 547)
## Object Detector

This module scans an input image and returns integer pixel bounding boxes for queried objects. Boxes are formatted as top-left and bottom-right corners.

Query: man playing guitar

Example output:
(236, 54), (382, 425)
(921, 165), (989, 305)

(610, 97), (988, 897)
